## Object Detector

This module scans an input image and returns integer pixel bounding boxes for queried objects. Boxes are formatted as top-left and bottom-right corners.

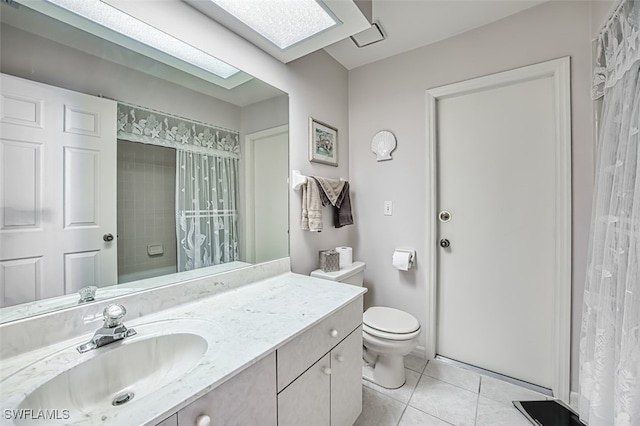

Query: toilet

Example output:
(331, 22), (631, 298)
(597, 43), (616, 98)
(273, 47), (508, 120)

(311, 261), (421, 389)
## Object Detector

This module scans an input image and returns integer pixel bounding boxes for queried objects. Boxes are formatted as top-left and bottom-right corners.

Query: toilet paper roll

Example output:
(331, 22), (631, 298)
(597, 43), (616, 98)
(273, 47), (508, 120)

(335, 246), (353, 268)
(392, 250), (412, 271)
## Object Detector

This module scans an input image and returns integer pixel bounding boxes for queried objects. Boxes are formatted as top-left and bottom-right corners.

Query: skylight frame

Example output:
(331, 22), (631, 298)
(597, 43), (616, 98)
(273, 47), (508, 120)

(183, 0), (371, 63)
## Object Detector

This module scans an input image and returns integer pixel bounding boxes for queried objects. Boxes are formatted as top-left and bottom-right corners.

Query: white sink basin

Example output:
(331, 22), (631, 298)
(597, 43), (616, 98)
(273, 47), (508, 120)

(2, 319), (223, 425)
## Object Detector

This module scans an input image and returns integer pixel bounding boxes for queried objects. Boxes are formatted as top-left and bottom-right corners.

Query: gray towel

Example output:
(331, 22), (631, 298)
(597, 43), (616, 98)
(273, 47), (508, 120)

(334, 182), (353, 228)
(313, 176), (345, 206)
(310, 177), (353, 228)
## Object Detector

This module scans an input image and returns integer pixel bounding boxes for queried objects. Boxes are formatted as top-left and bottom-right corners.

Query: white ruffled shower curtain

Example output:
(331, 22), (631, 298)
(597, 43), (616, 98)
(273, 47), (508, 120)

(579, 0), (640, 424)
(176, 150), (240, 271)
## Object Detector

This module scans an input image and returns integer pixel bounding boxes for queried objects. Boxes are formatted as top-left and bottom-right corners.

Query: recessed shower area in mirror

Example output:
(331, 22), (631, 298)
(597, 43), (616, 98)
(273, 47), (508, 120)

(0, 0), (289, 321)
(115, 106), (242, 284)
(116, 141), (177, 283)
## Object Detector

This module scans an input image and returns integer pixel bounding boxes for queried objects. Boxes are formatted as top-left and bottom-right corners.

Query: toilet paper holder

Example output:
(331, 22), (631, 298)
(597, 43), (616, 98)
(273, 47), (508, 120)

(393, 249), (416, 270)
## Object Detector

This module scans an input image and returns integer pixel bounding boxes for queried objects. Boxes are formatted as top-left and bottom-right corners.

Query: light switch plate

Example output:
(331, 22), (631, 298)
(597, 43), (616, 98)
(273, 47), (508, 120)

(384, 201), (393, 216)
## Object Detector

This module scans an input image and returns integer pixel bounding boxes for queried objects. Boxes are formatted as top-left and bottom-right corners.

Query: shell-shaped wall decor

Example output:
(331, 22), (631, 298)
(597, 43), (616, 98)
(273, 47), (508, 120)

(371, 130), (397, 161)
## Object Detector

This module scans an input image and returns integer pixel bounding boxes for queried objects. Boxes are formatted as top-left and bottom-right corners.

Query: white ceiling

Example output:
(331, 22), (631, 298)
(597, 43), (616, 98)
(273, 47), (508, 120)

(324, 0), (547, 70)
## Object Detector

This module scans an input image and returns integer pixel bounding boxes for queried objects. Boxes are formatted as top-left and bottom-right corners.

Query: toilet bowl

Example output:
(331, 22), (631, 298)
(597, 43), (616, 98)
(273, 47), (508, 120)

(362, 306), (420, 388)
(310, 261), (421, 389)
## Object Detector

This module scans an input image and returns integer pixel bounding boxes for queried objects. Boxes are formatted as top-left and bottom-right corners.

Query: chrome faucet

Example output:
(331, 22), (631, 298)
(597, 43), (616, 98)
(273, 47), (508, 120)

(77, 304), (137, 353)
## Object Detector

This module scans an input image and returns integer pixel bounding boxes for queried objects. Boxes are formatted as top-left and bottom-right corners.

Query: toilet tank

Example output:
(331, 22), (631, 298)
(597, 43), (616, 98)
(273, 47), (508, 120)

(310, 261), (366, 286)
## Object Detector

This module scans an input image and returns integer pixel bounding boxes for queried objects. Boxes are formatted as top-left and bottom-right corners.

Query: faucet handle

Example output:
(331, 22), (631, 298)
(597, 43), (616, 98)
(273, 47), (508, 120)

(103, 304), (127, 328)
(78, 286), (98, 303)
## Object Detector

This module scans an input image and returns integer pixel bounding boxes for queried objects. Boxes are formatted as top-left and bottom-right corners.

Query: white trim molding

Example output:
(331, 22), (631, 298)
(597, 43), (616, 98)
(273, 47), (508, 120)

(424, 57), (572, 402)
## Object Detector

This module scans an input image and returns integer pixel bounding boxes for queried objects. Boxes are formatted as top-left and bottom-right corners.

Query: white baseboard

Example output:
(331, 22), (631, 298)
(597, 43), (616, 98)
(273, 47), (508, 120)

(410, 345), (427, 359)
(569, 391), (580, 412)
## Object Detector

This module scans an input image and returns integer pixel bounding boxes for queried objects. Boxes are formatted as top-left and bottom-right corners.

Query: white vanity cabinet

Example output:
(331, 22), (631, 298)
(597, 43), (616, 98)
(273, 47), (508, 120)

(277, 298), (363, 426)
(329, 325), (364, 426)
(153, 297), (364, 426)
(175, 352), (277, 426)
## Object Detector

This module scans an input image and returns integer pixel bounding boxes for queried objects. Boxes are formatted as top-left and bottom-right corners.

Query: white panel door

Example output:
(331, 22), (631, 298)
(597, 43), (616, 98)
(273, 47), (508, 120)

(0, 73), (117, 307)
(245, 126), (288, 264)
(436, 73), (559, 389)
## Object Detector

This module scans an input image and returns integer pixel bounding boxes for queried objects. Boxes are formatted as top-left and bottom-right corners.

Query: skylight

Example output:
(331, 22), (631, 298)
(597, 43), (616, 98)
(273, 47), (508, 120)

(209, 0), (339, 49)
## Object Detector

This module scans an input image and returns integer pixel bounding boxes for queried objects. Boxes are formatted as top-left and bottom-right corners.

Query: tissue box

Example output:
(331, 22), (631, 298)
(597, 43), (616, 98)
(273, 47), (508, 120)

(319, 249), (340, 272)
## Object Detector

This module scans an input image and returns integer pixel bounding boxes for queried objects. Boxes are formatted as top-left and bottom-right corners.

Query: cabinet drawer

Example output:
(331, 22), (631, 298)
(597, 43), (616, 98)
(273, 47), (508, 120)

(277, 297), (362, 392)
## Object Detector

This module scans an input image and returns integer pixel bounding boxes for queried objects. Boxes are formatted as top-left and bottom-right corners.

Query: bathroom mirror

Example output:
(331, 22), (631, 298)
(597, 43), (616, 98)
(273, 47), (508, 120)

(0, 0), (289, 323)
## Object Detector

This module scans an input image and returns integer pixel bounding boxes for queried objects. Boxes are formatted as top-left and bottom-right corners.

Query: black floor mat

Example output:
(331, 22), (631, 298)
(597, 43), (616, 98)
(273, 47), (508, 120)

(513, 400), (586, 426)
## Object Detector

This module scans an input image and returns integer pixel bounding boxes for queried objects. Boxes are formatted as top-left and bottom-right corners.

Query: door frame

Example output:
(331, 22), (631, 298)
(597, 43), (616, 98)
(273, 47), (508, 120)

(243, 125), (289, 263)
(424, 57), (572, 401)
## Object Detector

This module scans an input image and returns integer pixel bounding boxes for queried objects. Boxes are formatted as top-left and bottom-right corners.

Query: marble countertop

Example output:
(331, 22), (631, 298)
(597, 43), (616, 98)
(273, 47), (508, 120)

(0, 261), (253, 325)
(0, 272), (366, 426)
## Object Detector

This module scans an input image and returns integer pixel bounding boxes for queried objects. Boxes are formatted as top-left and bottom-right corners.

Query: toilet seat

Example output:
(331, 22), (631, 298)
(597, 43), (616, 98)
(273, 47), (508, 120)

(363, 323), (421, 341)
(363, 306), (421, 341)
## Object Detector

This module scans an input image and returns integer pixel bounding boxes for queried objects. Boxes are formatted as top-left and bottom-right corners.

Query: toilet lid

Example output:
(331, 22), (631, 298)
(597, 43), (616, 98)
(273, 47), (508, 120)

(363, 306), (420, 334)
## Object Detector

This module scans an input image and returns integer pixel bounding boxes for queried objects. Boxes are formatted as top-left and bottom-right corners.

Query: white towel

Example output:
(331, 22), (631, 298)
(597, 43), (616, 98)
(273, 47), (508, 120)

(301, 179), (323, 232)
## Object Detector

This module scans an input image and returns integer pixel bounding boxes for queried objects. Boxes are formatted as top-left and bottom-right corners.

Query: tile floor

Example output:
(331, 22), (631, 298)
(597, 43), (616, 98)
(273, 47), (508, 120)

(355, 356), (551, 426)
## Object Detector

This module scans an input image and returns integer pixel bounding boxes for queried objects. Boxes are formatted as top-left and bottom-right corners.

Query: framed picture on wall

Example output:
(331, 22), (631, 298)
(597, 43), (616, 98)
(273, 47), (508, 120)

(309, 117), (338, 166)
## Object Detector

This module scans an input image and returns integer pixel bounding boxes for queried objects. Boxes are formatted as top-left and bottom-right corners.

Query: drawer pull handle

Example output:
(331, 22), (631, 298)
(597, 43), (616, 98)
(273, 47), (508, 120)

(336, 354), (344, 363)
(323, 367), (332, 375)
(329, 329), (338, 338)
(195, 414), (211, 426)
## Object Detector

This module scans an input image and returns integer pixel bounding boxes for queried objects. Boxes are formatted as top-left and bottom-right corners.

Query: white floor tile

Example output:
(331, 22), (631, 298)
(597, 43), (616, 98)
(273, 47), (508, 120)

(354, 387), (406, 426)
(357, 362), (556, 426)
(408, 376), (478, 426)
(424, 360), (481, 393)
(363, 368), (421, 404)
(480, 376), (548, 406)
(404, 354), (428, 373)
(475, 396), (533, 426)
(398, 406), (453, 426)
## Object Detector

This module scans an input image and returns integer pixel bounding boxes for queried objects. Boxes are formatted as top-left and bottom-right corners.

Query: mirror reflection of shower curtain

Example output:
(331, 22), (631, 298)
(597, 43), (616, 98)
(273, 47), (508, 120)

(176, 150), (240, 271)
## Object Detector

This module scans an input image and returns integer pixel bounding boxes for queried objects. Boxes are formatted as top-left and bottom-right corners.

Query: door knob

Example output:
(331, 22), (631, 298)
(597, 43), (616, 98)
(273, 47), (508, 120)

(440, 239), (450, 248)
(439, 211), (451, 222)
(103, 233), (114, 242)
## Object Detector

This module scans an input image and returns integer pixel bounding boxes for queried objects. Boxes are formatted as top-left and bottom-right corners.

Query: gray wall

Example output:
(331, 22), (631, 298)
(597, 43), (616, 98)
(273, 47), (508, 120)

(240, 95), (289, 136)
(117, 141), (177, 282)
(347, 1), (611, 392)
(0, 23), (242, 130)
